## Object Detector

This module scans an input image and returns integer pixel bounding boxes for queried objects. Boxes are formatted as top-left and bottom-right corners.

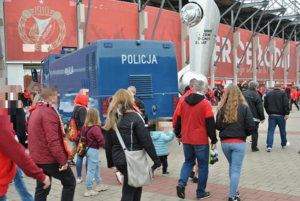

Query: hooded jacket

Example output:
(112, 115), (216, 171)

(105, 106), (161, 168)
(175, 93), (217, 145)
(73, 94), (88, 131)
(172, 89), (194, 128)
(151, 131), (175, 156)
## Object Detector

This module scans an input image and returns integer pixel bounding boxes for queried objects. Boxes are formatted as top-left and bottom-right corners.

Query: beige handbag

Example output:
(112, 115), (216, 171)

(114, 123), (153, 187)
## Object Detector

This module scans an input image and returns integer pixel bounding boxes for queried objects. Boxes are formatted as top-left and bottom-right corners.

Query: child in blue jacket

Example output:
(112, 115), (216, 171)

(150, 130), (175, 176)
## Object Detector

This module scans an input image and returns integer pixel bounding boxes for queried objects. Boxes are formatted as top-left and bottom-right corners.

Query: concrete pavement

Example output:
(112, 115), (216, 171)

(6, 107), (300, 200)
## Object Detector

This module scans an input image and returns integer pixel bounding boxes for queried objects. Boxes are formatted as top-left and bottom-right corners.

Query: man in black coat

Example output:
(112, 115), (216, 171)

(3, 85), (27, 148)
(128, 86), (147, 122)
(242, 81), (265, 152)
(264, 83), (290, 152)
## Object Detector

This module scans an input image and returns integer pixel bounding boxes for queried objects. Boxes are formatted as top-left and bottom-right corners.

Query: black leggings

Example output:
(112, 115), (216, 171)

(116, 165), (142, 201)
(290, 99), (299, 110)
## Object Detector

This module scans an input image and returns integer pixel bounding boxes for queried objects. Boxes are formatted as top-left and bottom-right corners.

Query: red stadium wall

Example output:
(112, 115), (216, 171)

(4, 0), (299, 81)
(5, 0), (77, 61)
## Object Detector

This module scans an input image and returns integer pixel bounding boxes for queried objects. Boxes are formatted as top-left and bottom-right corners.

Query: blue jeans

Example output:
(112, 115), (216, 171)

(75, 139), (86, 178)
(178, 143), (209, 197)
(86, 148), (101, 189)
(221, 143), (246, 198)
(267, 115), (287, 148)
(13, 166), (34, 201)
(0, 195), (6, 201)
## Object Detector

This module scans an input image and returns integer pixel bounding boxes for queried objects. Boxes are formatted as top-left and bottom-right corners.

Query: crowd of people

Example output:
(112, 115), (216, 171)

(0, 80), (297, 201)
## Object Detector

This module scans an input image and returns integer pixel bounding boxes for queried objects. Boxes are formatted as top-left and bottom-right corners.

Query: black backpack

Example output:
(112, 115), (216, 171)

(77, 126), (95, 158)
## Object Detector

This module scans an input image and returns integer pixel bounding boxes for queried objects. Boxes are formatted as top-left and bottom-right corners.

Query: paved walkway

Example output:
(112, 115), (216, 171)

(6, 107), (300, 200)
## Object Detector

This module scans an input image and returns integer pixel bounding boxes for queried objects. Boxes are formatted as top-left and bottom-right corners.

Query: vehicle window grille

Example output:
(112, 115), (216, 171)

(91, 51), (96, 89)
(85, 54), (90, 87)
(129, 75), (153, 99)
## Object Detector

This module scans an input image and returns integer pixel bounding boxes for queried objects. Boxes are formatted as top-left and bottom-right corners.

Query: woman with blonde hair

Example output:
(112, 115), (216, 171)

(103, 89), (161, 201)
(216, 84), (255, 201)
(81, 108), (107, 197)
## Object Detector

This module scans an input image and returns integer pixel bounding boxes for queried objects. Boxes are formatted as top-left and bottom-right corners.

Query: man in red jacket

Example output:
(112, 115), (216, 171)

(28, 85), (76, 201)
(290, 88), (299, 111)
(172, 78), (196, 129)
(175, 80), (217, 200)
(23, 89), (30, 108)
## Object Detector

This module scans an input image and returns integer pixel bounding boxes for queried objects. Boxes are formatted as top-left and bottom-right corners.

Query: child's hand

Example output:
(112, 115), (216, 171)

(157, 166), (163, 170)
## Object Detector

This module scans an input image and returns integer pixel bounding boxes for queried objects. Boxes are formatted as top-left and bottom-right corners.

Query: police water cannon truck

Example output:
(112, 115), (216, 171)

(178, 0), (220, 94)
(31, 40), (179, 126)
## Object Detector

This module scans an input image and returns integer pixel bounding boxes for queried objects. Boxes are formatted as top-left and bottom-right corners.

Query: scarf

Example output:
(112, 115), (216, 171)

(35, 102), (71, 157)
(29, 104), (38, 114)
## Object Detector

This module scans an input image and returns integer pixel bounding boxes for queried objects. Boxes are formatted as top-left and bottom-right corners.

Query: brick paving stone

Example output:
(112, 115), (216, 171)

(256, 196), (278, 201)
(6, 107), (300, 201)
(271, 193), (291, 200)
(288, 196), (300, 201)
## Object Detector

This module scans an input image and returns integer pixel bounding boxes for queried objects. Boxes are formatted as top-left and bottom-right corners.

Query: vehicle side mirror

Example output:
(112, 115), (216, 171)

(31, 69), (38, 82)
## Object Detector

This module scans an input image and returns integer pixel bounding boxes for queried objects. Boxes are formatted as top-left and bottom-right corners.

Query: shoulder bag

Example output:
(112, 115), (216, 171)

(114, 123), (153, 188)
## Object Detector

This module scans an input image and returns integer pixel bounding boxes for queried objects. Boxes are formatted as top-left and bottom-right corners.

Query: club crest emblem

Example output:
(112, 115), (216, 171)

(18, 6), (66, 52)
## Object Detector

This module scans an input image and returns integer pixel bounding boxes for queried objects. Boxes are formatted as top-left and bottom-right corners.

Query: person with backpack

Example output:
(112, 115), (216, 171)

(79, 108), (107, 197)
(68, 89), (89, 184)
(103, 89), (161, 201)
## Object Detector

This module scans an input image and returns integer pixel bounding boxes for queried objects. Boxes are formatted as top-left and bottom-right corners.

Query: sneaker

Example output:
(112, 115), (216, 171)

(115, 171), (123, 184)
(84, 189), (98, 197)
(193, 176), (198, 183)
(94, 184), (108, 192)
(267, 147), (272, 152)
(162, 171), (170, 176)
(282, 142), (290, 149)
(76, 178), (83, 184)
(236, 191), (240, 197)
(252, 147), (259, 152)
(151, 169), (154, 178)
(176, 184), (185, 199)
(228, 197), (240, 201)
(197, 192), (211, 200)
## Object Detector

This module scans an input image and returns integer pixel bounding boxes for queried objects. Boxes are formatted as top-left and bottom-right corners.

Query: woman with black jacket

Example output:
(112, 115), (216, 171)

(103, 89), (161, 201)
(216, 85), (255, 201)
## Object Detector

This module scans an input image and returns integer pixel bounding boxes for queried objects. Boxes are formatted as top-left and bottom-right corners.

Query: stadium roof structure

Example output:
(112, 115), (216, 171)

(120, 0), (300, 42)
